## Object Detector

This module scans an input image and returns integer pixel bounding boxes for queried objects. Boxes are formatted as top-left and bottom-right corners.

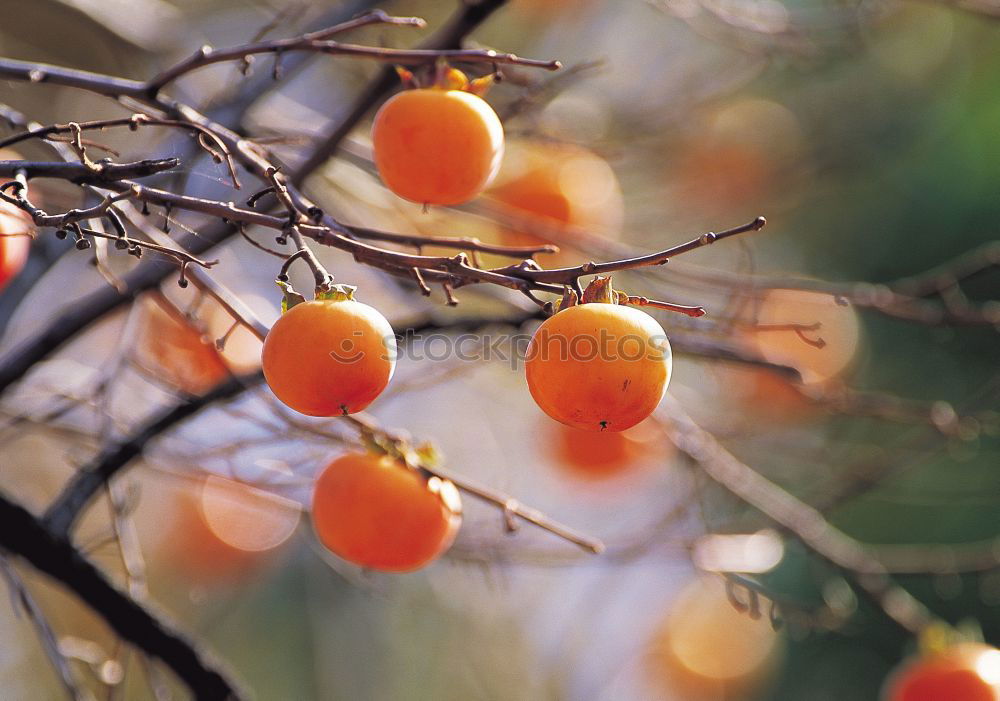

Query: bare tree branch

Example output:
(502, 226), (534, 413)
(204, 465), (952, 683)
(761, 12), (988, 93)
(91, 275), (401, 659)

(145, 10), (556, 97)
(0, 559), (86, 700)
(658, 398), (935, 635)
(43, 374), (259, 539)
(0, 494), (242, 700)
(0, 159), (179, 185)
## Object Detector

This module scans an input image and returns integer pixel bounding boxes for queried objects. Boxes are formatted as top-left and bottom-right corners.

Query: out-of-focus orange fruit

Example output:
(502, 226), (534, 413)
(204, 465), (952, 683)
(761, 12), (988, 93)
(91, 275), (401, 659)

(744, 288), (861, 386)
(133, 294), (232, 395)
(648, 574), (782, 700)
(0, 150), (35, 292)
(162, 473), (300, 583)
(487, 140), (623, 265)
(883, 643), (1000, 701)
(550, 417), (666, 481)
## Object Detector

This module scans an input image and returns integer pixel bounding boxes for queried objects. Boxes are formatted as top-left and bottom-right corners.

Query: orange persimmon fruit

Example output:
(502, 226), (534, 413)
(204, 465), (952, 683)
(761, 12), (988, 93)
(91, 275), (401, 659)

(526, 284), (672, 432)
(883, 643), (1000, 701)
(133, 294), (232, 395)
(261, 294), (395, 417)
(488, 140), (623, 261)
(371, 73), (504, 206)
(311, 452), (462, 572)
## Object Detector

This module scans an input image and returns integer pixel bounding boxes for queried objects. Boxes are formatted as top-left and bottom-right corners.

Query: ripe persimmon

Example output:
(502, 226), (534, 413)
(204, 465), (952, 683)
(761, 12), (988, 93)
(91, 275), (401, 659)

(371, 74), (504, 206)
(311, 452), (462, 572)
(883, 643), (1000, 701)
(133, 294), (231, 395)
(261, 294), (395, 417)
(648, 575), (782, 699)
(488, 141), (623, 264)
(526, 287), (672, 432)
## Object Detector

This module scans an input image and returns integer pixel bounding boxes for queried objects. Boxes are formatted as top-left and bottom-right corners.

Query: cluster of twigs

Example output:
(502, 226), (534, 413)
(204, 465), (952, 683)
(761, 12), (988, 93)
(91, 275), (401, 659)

(0, 2), (997, 700)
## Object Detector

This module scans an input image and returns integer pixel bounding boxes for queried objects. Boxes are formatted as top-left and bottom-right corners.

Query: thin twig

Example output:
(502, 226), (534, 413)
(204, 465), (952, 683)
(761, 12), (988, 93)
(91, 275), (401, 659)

(343, 414), (605, 554)
(0, 158), (179, 184)
(0, 559), (86, 700)
(0, 494), (243, 700)
(658, 398), (935, 635)
(145, 20), (557, 96)
(0, 116), (239, 188)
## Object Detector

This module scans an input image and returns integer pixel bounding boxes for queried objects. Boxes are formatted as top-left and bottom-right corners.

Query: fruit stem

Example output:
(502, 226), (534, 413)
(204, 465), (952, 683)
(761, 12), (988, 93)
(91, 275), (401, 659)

(626, 296), (706, 317)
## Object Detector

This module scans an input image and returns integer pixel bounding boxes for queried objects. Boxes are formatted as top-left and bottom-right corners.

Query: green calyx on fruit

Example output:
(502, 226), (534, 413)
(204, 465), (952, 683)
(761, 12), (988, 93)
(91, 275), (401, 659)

(276, 279), (357, 313)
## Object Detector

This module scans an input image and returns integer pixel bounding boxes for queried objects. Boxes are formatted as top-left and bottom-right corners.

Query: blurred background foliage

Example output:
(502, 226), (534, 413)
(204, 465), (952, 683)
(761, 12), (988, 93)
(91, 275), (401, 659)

(1, 0), (999, 699)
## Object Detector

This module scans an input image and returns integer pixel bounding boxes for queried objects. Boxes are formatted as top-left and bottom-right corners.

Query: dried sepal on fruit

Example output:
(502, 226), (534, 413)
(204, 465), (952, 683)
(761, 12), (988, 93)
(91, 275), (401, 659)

(261, 283), (395, 417)
(526, 277), (673, 432)
(371, 62), (505, 206)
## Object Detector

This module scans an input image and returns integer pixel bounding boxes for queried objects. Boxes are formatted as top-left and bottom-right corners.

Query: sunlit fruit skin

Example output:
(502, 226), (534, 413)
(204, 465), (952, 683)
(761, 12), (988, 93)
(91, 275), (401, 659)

(525, 303), (671, 432)
(262, 299), (395, 417)
(311, 453), (462, 572)
(372, 88), (504, 206)
(883, 644), (1000, 701)
(0, 197), (33, 292)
